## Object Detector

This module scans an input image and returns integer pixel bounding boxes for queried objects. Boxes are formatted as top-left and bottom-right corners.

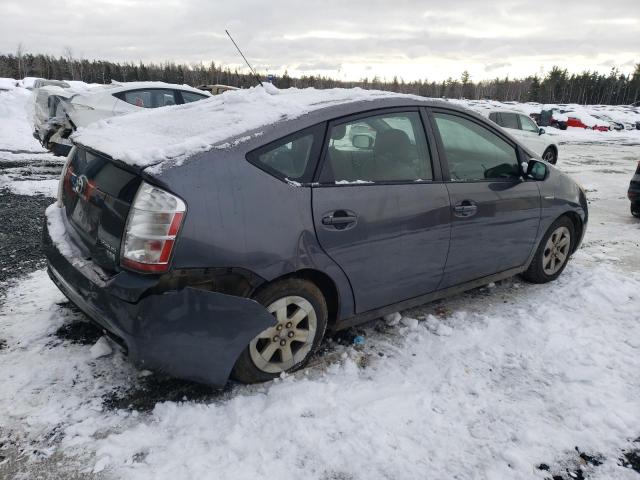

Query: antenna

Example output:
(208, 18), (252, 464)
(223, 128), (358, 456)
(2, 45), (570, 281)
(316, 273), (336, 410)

(225, 30), (263, 88)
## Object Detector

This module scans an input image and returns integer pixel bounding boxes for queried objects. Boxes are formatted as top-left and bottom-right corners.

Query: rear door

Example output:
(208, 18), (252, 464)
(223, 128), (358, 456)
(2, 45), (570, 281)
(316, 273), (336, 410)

(428, 109), (541, 288)
(312, 109), (451, 314)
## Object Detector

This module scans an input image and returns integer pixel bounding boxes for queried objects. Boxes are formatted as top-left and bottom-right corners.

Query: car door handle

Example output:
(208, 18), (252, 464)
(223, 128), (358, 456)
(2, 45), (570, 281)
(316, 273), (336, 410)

(321, 211), (358, 229)
(453, 201), (478, 218)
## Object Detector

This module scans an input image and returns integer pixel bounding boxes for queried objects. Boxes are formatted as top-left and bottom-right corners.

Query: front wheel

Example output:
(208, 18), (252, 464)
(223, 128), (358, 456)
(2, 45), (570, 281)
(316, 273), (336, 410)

(522, 216), (575, 284)
(231, 278), (328, 384)
(542, 147), (557, 165)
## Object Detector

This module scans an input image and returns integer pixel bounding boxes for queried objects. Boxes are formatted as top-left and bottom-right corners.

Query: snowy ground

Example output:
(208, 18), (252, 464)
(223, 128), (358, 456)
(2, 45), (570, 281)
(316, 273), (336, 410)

(0, 89), (639, 479)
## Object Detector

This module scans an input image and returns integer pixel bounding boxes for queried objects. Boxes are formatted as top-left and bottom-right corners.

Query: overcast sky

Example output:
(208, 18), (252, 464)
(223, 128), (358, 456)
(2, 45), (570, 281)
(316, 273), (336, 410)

(1, 0), (638, 82)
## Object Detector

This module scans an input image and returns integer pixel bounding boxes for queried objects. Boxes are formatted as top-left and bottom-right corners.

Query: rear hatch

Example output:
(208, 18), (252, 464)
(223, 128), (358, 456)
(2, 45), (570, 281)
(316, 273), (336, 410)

(61, 147), (142, 272)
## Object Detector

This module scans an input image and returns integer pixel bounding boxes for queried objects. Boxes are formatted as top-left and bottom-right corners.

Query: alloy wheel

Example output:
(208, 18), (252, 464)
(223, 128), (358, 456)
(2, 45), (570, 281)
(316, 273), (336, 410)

(249, 296), (317, 374)
(543, 149), (556, 163)
(542, 226), (571, 275)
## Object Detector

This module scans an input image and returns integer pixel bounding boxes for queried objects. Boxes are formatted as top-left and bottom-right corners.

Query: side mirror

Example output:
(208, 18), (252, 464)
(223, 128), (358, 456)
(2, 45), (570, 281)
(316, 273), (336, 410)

(352, 134), (373, 149)
(525, 159), (548, 180)
(538, 128), (545, 135)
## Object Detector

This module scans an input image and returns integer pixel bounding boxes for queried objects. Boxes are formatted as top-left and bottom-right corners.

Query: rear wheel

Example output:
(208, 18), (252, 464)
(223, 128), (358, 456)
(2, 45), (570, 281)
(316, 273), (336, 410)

(542, 147), (557, 165)
(632, 203), (640, 218)
(522, 216), (575, 284)
(231, 279), (328, 384)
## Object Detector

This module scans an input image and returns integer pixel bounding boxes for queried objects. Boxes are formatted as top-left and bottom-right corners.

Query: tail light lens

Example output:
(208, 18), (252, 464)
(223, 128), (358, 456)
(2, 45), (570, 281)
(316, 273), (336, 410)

(120, 182), (186, 273)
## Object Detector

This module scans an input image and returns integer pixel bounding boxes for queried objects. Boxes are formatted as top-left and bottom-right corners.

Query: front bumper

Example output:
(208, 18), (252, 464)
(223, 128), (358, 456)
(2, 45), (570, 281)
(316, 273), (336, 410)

(43, 206), (275, 387)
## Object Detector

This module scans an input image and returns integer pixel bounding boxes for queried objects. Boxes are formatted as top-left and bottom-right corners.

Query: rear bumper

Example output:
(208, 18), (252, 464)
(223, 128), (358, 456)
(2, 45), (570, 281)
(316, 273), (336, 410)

(43, 205), (275, 387)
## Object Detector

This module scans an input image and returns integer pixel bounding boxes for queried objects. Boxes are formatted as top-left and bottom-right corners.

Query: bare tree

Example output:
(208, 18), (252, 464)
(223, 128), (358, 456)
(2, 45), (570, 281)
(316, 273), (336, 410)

(63, 46), (75, 80)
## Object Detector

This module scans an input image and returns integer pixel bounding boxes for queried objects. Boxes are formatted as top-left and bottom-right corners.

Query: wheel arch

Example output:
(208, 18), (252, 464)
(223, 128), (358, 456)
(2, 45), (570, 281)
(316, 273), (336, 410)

(560, 211), (583, 254)
(252, 268), (341, 329)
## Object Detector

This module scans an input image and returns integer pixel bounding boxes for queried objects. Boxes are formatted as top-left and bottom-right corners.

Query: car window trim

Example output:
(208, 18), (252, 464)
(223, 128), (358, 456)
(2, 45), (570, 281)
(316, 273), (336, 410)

(426, 107), (526, 183)
(313, 106), (441, 186)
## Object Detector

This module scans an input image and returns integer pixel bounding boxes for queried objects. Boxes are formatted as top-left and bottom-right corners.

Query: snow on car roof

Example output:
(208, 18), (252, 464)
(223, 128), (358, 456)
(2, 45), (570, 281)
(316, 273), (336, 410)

(72, 84), (416, 169)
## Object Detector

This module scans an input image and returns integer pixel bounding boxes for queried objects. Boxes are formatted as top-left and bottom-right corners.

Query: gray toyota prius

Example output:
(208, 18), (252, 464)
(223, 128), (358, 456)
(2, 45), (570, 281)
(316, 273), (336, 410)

(43, 89), (588, 386)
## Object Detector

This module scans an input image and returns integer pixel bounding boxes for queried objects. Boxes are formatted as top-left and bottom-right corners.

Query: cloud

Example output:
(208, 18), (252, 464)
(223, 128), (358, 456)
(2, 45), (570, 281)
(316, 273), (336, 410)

(485, 62), (512, 72)
(0, 0), (638, 81)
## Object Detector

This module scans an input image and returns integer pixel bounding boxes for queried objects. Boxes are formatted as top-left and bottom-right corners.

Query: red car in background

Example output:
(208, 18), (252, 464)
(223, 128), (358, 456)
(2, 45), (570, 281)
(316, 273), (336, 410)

(566, 114), (609, 131)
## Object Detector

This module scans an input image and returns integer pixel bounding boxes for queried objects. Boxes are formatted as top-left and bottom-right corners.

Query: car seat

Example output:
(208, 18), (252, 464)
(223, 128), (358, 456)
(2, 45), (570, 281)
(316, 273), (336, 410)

(372, 129), (417, 181)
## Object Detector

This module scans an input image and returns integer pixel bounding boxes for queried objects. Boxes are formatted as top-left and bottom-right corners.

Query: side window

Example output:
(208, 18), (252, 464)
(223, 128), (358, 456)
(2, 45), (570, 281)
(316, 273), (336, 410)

(520, 115), (539, 133)
(433, 112), (520, 181)
(119, 89), (177, 108)
(320, 111), (432, 183)
(246, 125), (323, 183)
(181, 91), (209, 103)
(500, 112), (519, 130)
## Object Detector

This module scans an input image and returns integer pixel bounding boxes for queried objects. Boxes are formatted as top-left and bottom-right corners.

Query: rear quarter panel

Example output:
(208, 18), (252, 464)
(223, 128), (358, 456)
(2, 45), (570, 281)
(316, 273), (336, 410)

(151, 146), (356, 319)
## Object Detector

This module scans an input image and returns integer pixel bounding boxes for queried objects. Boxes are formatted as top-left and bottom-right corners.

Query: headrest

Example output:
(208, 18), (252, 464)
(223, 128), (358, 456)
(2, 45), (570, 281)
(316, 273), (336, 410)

(331, 124), (347, 140)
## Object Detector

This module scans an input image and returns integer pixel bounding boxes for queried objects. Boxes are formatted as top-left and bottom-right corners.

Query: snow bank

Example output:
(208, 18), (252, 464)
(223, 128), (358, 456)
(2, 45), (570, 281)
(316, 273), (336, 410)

(1, 262), (638, 480)
(0, 87), (48, 152)
(72, 85), (404, 169)
(0, 77), (18, 90)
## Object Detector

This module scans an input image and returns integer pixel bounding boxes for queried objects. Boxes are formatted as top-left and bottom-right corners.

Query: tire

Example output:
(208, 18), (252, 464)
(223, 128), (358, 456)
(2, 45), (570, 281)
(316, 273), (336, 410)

(542, 147), (557, 165)
(632, 203), (640, 218)
(231, 278), (328, 384)
(522, 216), (575, 284)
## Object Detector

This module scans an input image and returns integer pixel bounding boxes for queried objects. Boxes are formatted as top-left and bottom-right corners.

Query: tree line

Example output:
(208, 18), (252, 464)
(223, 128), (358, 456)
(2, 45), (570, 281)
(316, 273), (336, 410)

(1, 50), (639, 105)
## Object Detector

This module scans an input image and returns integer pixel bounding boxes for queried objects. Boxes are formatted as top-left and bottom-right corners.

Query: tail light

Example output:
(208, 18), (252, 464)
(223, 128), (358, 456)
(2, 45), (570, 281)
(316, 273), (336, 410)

(57, 146), (76, 205)
(120, 182), (186, 273)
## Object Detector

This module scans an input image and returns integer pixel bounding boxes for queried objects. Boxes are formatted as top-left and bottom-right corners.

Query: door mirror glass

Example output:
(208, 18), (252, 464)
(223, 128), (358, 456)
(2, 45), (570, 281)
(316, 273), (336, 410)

(526, 159), (548, 180)
(538, 127), (545, 135)
(352, 134), (373, 149)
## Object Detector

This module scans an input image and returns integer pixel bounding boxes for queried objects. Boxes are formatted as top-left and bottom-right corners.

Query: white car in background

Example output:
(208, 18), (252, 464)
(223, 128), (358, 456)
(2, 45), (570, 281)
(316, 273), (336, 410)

(66, 81), (211, 128)
(47, 82), (211, 155)
(488, 110), (559, 164)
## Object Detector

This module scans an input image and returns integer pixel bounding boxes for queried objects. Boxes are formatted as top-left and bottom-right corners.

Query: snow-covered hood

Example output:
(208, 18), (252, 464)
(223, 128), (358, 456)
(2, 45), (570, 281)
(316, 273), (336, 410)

(71, 85), (409, 169)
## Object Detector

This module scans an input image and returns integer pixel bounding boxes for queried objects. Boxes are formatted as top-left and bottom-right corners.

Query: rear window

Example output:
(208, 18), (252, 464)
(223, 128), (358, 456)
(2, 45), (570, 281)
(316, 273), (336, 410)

(116, 89), (177, 108)
(246, 124), (324, 183)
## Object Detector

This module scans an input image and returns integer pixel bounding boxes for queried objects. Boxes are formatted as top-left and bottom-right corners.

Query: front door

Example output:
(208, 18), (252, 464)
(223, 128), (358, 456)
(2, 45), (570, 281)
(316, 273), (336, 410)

(429, 110), (541, 288)
(312, 110), (451, 314)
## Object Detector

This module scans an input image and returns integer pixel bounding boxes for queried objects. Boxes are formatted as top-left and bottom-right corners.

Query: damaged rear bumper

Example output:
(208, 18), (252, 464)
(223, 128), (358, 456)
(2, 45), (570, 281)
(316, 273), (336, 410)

(42, 208), (275, 387)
